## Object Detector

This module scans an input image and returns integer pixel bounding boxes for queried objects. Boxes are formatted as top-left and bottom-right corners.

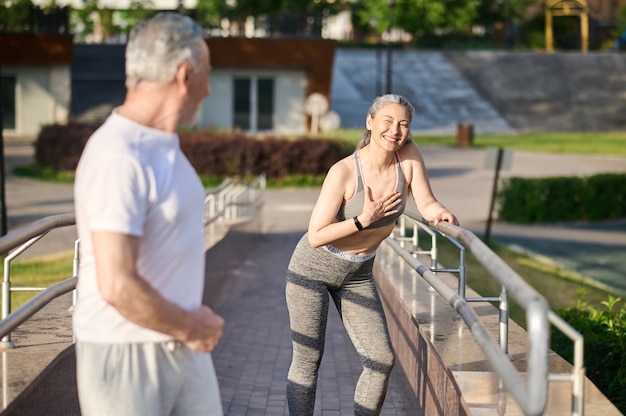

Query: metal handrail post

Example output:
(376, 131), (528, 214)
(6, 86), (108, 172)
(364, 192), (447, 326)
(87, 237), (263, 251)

(430, 228), (438, 270)
(548, 310), (586, 416)
(1, 234), (46, 348)
(0, 277), (77, 341)
(499, 286), (509, 354)
(229, 186), (247, 220)
(72, 239), (80, 307)
(458, 244), (466, 298)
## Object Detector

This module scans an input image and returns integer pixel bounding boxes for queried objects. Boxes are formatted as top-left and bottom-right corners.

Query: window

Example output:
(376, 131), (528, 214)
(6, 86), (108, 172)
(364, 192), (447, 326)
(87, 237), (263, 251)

(233, 77), (274, 131)
(1, 76), (16, 130)
(257, 78), (273, 130)
(234, 78), (251, 130)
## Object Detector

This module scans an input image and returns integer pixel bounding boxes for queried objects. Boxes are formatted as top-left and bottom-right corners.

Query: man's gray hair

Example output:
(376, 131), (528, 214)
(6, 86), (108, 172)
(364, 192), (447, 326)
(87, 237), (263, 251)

(125, 12), (205, 89)
(357, 94), (415, 149)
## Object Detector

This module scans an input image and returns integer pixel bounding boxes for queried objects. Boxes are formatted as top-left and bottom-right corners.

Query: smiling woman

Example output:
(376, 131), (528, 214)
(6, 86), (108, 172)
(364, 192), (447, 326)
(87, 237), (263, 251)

(285, 94), (459, 416)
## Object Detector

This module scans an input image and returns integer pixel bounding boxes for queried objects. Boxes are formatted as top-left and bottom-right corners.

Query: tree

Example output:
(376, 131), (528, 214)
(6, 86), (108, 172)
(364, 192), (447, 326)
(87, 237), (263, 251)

(351, 0), (478, 42)
(195, 0), (227, 30)
(394, 0), (478, 36)
(0, 0), (35, 32)
(71, 0), (147, 43)
(475, 0), (536, 46)
(118, 1), (156, 36)
(196, 0), (347, 37)
(0, 0), (69, 33)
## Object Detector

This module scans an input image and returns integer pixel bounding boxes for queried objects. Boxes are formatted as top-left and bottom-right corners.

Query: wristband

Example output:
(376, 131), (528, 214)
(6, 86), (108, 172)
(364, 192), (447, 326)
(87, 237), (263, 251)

(353, 216), (364, 231)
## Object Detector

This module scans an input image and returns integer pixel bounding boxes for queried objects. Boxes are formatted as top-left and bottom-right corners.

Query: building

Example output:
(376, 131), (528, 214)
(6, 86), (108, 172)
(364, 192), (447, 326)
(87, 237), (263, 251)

(202, 38), (335, 134)
(1, 33), (73, 137)
(69, 37), (336, 135)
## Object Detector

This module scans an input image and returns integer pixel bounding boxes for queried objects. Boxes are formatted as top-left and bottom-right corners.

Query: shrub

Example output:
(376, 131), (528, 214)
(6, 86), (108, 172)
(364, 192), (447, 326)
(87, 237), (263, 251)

(33, 123), (351, 180)
(35, 123), (97, 171)
(552, 293), (626, 413)
(497, 174), (626, 223)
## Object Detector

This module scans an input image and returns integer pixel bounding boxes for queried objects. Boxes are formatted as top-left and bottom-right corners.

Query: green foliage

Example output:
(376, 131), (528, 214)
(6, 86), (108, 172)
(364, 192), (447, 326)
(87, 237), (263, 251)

(0, 0), (67, 32)
(195, 0), (227, 29)
(32, 122), (351, 180)
(352, 0), (478, 38)
(13, 164), (75, 183)
(117, 1), (156, 34)
(266, 173), (326, 188)
(552, 292), (626, 413)
(497, 174), (626, 224)
(475, 0), (535, 28)
(582, 174), (626, 221)
(0, 0), (34, 31)
(474, 132), (626, 157)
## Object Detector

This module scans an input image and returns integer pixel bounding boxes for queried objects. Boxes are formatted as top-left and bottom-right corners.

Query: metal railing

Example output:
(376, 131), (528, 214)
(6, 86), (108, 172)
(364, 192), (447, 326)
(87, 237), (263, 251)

(0, 176), (265, 349)
(386, 206), (586, 416)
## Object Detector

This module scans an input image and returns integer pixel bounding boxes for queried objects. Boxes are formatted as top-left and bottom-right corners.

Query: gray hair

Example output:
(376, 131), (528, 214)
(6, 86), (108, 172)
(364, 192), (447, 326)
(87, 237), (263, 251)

(125, 12), (206, 89)
(357, 94), (415, 149)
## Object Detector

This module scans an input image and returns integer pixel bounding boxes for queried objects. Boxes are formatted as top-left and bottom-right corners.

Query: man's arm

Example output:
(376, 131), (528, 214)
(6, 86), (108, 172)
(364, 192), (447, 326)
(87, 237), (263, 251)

(91, 230), (224, 352)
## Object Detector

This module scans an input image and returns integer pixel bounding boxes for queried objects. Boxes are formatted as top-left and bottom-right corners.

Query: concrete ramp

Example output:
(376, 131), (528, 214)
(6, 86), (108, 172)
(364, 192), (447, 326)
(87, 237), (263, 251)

(332, 47), (626, 134)
(444, 51), (626, 132)
(331, 48), (514, 135)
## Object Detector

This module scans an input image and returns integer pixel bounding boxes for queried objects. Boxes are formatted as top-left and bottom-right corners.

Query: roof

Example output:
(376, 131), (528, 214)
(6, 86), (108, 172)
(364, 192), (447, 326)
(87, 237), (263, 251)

(1, 33), (74, 65)
(206, 37), (336, 101)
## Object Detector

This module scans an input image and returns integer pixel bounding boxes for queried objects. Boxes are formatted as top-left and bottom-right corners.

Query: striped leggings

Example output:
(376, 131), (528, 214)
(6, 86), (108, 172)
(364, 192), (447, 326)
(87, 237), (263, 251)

(285, 234), (394, 416)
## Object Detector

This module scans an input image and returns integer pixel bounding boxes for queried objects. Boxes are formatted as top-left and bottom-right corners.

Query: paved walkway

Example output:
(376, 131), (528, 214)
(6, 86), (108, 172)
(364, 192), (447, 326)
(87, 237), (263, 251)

(1, 138), (626, 414)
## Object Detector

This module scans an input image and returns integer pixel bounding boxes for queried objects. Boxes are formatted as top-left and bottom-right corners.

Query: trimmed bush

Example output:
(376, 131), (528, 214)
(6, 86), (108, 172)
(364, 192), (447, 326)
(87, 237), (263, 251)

(497, 174), (626, 223)
(582, 174), (626, 220)
(35, 123), (97, 171)
(33, 123), (351, 180)
(552, 295), (626, 413)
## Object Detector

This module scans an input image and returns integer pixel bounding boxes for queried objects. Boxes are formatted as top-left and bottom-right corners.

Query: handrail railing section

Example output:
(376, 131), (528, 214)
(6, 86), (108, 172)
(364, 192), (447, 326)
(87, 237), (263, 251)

(0, 176), (266, 349)
(386, 206), (585, 416)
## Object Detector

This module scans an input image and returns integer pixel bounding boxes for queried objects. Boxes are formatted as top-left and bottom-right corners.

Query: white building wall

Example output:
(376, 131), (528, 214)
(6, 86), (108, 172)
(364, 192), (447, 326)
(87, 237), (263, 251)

(199, 71), (231, 130)
(199, 68), (307, 135)
(274, 71), (307, 134)
(50, 66), (71, 126)
(3, 65), (70, 137)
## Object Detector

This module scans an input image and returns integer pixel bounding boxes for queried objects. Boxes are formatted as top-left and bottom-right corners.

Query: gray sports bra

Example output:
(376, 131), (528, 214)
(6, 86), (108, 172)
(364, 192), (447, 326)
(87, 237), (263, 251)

(336, 150), (408, 229)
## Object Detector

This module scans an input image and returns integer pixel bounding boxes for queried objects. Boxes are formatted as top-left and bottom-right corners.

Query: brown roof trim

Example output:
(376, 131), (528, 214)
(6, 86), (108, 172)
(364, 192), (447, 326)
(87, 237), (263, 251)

(0, 33), (74, 65)
(206, 37), (336, 102)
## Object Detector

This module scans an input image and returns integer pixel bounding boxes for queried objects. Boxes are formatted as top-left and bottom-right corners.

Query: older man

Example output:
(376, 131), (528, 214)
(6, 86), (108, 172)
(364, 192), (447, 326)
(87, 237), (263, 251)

(73, 12), (223, 416)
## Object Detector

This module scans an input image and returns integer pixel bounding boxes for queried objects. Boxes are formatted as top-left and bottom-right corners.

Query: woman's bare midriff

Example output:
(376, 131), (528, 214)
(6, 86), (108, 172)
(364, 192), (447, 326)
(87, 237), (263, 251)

(328, 223), (395, 255)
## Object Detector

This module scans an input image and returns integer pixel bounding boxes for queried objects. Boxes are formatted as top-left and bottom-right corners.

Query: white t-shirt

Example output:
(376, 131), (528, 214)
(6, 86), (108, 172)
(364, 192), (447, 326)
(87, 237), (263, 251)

(73, 111), (206, 343)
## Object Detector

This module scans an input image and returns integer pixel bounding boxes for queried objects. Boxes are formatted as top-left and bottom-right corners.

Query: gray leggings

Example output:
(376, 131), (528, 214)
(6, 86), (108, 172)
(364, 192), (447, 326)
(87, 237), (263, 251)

(285, 234), (394, 416)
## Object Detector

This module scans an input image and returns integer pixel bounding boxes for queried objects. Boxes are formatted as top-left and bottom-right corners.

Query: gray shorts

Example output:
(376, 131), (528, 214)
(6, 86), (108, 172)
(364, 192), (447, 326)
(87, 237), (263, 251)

(76, 340), (223, 416)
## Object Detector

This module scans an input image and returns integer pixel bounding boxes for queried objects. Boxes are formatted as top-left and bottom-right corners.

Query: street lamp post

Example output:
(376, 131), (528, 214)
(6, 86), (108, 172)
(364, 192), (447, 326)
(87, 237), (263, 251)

(385, 0), (396, 94)
(0, 67), (7, 236)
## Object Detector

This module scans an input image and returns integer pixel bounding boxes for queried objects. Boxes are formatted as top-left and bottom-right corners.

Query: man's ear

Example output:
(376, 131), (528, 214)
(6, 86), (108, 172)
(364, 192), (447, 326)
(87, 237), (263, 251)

(175, 62), (191, 91)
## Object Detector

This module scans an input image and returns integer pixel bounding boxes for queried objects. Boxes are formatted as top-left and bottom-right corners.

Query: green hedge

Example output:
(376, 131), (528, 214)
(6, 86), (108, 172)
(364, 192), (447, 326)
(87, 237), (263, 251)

(34, 123), (352, 180)
(497, 174), (626, 223)
(552, 295), (626, 413)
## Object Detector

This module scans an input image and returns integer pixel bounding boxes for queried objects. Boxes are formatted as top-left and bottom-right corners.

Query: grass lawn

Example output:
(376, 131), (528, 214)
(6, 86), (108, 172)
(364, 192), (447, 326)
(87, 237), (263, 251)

(315, 129), (626, 157)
